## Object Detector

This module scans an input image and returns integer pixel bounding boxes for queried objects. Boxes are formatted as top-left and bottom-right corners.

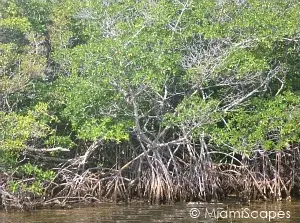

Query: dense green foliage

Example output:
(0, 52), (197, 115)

(1, 0), (300, 201)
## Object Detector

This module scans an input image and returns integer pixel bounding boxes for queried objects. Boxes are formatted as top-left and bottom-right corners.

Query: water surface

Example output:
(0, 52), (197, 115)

(1, 200), (299, 222)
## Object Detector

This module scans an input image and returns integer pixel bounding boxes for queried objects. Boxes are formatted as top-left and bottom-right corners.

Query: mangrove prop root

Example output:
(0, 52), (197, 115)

(2, 144), (300, 210)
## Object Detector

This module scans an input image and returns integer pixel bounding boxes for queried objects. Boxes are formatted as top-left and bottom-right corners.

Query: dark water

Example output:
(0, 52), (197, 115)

(1, 201), (300, 223)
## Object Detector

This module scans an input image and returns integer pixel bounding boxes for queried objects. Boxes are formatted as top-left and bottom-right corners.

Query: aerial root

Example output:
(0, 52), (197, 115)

(2, 146), (300, 210)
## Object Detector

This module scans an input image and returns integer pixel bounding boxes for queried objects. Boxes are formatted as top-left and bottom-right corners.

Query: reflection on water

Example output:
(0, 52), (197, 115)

(1, 201), (300, 223)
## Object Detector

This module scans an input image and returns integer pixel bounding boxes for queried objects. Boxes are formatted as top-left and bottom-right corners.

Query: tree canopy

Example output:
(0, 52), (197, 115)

(2, 0), (300, 207)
